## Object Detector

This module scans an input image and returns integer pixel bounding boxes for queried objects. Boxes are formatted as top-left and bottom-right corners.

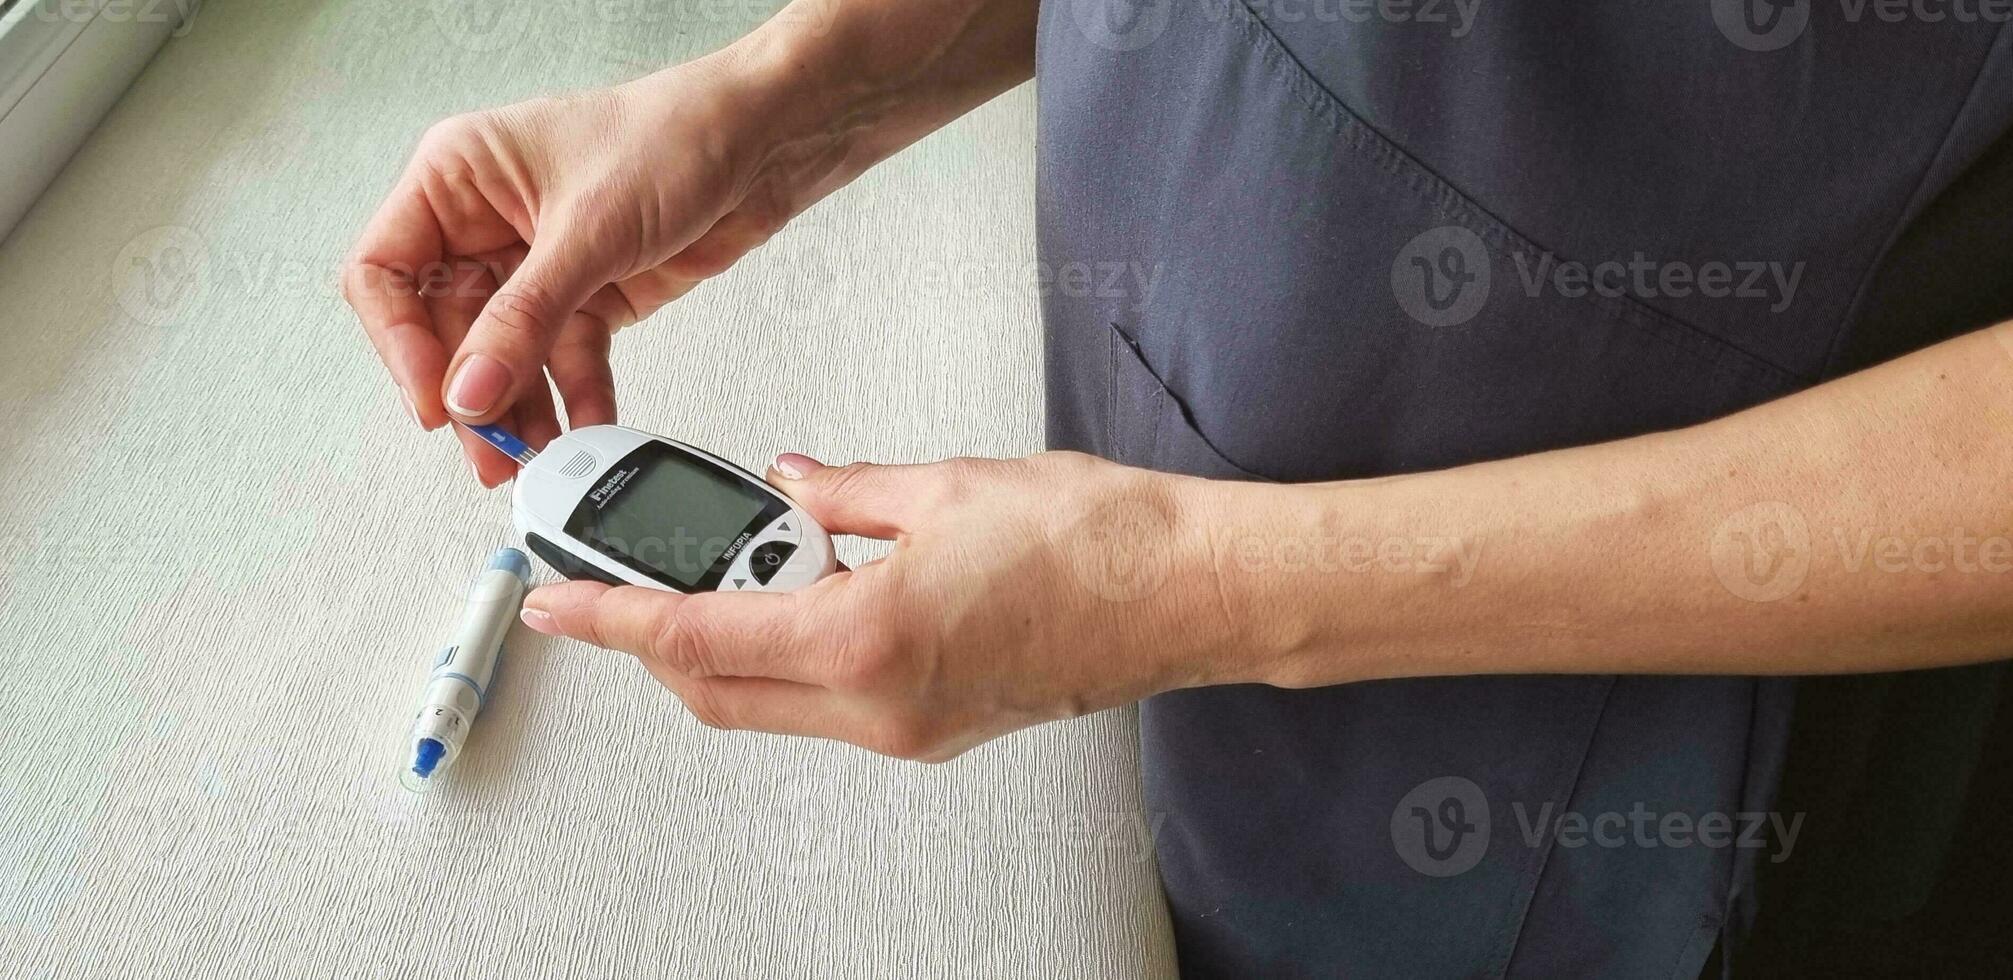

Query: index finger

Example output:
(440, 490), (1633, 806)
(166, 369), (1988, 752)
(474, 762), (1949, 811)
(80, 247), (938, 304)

(525, 580), (840, 685)
(342, 175), (450, 429)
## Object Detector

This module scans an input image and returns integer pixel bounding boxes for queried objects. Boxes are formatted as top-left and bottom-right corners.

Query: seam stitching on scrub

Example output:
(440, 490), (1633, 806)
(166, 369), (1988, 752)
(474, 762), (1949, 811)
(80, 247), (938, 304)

(1219, 0), (1810, 387)
(1815, 18), (2013, 380)
(1665, 912), (1726, 980)
(1106, 324), (1118, 462)
(1489, 674), (1621, 977)
(1109, 321), (1273, 481)
(1718, 672), (1782, 964)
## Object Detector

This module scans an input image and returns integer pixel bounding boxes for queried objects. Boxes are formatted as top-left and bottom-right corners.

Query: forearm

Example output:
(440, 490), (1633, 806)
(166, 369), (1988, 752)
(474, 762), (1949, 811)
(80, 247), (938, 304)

(665, 0), (1037, 206)
(1197, 322), (2013, 686)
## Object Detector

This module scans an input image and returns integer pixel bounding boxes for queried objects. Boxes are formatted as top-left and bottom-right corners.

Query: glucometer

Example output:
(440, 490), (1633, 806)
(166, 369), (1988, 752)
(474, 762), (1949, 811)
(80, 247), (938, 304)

(470, 423), (836, 593)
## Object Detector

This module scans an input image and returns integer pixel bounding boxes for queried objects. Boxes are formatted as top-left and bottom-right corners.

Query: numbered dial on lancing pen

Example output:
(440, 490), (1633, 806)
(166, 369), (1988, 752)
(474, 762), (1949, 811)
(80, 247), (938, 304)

(509, 425), (837, 593)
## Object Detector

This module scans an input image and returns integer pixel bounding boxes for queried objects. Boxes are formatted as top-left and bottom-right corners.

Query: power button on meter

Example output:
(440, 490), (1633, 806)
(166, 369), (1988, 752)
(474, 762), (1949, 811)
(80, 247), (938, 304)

(746, 541), (798, 585)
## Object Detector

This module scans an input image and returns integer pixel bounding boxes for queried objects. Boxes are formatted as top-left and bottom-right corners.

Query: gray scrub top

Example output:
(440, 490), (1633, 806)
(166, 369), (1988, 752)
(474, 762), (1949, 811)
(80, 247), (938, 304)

(1034, 1), (2013, 976)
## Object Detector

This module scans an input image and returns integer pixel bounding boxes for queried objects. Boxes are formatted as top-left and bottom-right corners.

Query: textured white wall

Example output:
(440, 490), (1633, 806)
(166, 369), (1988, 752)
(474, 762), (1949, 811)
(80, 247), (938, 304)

(0, 1), (1175, 976)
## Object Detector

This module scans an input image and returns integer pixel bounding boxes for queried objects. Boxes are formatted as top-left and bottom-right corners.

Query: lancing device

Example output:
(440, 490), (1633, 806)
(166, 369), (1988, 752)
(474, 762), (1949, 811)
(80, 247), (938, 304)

(400, 547), (530, 793)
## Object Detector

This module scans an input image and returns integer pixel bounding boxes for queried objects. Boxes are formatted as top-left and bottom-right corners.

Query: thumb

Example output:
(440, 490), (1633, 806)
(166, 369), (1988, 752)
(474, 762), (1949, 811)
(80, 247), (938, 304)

(767, 453), (940, 540)
(443, 234), (608, 423)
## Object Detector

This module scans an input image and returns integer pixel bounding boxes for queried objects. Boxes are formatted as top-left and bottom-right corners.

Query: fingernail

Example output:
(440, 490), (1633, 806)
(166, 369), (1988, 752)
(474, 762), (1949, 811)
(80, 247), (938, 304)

(445, 353), (510, 418)
(399, 389), (420, 425)
(774, 452), (823, 480)
(521, 608), (557, 634)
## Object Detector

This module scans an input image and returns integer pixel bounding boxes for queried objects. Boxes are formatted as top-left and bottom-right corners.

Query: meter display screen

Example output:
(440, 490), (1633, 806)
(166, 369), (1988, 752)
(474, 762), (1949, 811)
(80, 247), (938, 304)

(565, 443), (781, 589)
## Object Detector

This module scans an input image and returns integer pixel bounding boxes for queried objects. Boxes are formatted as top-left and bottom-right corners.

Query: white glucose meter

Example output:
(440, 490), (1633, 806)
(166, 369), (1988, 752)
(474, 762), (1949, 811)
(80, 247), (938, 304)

(489, 423), (836, 593)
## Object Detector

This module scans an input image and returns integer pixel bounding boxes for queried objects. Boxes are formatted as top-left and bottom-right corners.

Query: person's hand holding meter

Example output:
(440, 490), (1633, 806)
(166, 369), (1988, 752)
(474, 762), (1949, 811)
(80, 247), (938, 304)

(518, 452), (1240, 762)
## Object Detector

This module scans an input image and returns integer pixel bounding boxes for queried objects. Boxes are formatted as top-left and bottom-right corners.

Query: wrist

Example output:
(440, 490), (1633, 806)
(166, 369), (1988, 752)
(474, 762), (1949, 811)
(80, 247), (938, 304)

(1181, 474), (1481, 690)
(713, 7), (884, 163)
(1129, 472), (1331, 692)
(614, 36), (864, 211)
(1175, 477), (1338, 689)
(699, 2), (967, 197)
(651, 0), (1033, 214)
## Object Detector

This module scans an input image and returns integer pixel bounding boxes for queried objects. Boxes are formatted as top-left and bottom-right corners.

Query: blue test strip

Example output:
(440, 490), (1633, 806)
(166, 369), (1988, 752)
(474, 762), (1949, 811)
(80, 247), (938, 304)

(461, 422), (538, 465)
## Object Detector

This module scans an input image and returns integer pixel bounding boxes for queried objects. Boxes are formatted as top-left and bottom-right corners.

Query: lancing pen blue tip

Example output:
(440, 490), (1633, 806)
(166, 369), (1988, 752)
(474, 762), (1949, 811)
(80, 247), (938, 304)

(400, 548), (530, 793)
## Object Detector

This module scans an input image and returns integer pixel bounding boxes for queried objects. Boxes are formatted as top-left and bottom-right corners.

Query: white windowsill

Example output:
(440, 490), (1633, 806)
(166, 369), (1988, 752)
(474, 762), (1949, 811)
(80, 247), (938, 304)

(0, 0), (193, 242)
